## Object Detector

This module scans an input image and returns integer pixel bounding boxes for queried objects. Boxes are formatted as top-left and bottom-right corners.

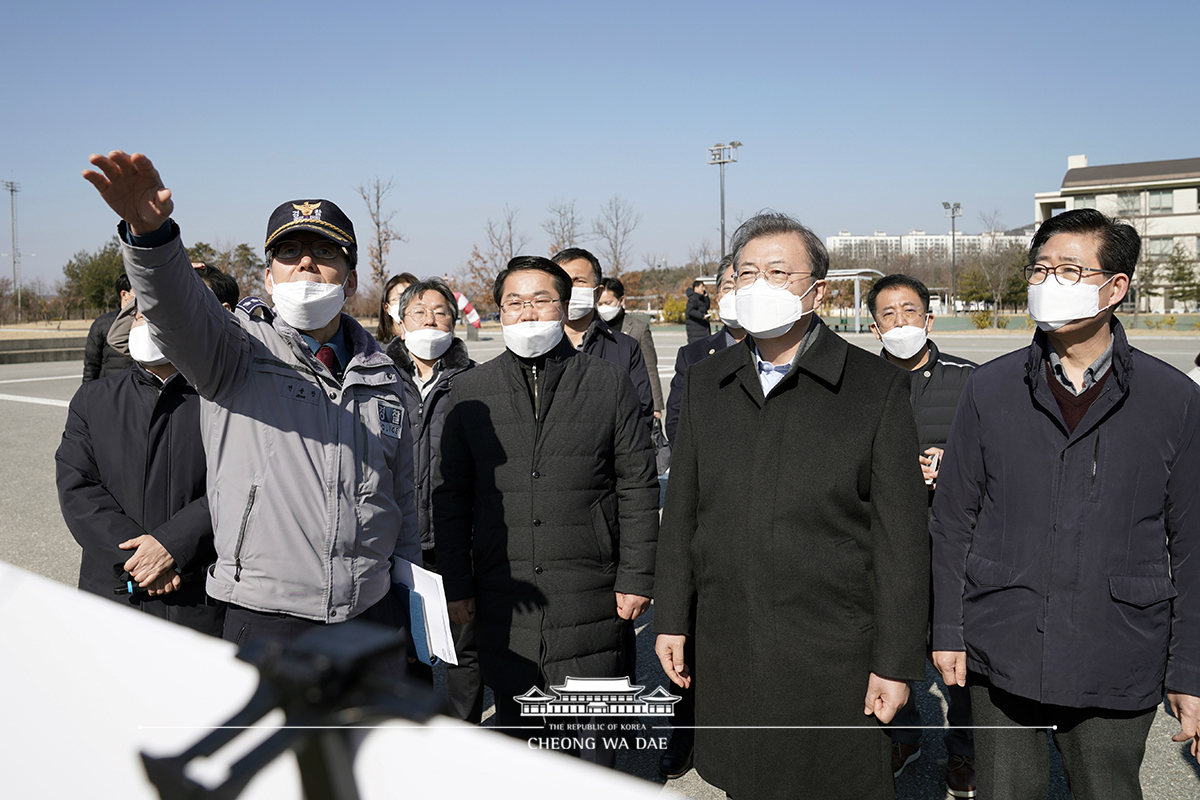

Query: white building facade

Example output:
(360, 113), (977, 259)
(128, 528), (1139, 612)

(1035, 155), (1200, 312)
(826, 228), (1033, 262)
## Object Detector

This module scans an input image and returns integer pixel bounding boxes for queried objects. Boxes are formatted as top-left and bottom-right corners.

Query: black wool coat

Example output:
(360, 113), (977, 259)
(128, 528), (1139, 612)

(665, 326), (734, 442)
(580, 317), (654, 420)
(55, 365), (223, 636)
(386, 336), (474, 554)
(433, 338), (659, 694)
(655, 319), (930, 800)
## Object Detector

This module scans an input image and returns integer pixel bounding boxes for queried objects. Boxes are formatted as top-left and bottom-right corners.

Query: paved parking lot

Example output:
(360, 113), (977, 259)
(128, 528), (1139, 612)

(4, 326), (1200, 798)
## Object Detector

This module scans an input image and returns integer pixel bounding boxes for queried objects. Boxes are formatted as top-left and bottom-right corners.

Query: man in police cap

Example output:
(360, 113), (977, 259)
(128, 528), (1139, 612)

(83, 151), (419, 648)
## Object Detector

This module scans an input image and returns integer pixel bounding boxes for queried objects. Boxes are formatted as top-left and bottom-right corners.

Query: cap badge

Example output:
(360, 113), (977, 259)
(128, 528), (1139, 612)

(292, 201), (322, 221)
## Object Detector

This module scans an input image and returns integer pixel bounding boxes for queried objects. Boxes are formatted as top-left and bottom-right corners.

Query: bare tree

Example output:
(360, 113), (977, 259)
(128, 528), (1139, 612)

(971, 211), (1026, 327)
(592, 195), (642, 276)
(356, 177), (405, 290)
(455, 206), (531, 313)
(687, 239), (718, 274)
(543, 199), (587, 255)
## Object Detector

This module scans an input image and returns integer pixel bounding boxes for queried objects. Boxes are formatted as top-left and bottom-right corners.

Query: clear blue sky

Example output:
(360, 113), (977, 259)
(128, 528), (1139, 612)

(3, 0), (1198, 293)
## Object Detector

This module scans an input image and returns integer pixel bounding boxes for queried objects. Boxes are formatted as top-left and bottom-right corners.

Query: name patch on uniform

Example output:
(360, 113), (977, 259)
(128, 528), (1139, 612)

(378, 403), (405, 439)
(280, 379), (321, 405)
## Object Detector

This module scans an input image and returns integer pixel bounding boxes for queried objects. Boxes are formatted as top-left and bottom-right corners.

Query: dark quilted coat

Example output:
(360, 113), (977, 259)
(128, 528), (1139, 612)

(433, 338), (659, 694)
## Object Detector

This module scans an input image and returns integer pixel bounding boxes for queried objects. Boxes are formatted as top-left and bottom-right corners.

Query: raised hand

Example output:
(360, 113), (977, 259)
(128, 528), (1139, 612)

(82, 151), (174, 235)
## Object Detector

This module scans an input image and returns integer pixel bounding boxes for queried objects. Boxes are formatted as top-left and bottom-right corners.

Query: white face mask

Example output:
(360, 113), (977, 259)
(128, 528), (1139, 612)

(879, 321), (929, 360)
(717, 291), (739, 327)
(1027, 275), (1116, 332)
(734, 278), (817, 339)
(403, 327), (453, 361)
(129, 323), (170, 366)
(567, 286), (597, 321)
(503, 319), (564, 358)
(387, 303), (403, 325)
(595, 303), (622, 323)
(269, 273), (347, 331)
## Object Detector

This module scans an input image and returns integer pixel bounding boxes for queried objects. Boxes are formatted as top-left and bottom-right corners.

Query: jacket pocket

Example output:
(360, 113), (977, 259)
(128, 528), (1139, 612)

(1109, 575), (1177, 608)
(589, 493), (618, 563)
(233, 485), (259, 582)
(965, 552), (1015, 587)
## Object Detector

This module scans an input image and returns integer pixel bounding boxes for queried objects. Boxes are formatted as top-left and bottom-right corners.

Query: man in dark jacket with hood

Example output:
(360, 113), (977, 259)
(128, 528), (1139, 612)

(867, 273), (977, 797)
(57, 302), (224, 637)
(385, 277), (481, 722)
(931, 209), (1200, 798)
(434, 256), (659, 767)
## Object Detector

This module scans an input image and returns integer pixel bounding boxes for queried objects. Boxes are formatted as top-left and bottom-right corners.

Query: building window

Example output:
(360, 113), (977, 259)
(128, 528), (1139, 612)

(1146, 238), (1175, 259)
(1117, 192), (1141, 217)
(1149, 190), (1173, 215)
(1073, 194), (1097, 209)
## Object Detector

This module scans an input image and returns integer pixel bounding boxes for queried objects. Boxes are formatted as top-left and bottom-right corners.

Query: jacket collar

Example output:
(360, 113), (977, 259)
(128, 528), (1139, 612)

(1025, 316), (1131, 440)
(582, 316), (618, 349)
(717, 317), (847, 403)
(1024, 316), (1131, 396)
(132, 362), (190, 391)
(272, 312), (396, 386)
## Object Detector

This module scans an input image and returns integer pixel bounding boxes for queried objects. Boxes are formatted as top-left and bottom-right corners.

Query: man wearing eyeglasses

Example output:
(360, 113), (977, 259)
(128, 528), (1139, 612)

(434, 256), (658, 766)
(82, 151), (419, 653)
(930, 208), (1200, 797)
(654, 212), (930, 798)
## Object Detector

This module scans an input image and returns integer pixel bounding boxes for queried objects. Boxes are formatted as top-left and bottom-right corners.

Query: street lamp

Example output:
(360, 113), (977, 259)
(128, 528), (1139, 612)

(708, 141), (742, 258)
(943, 201), (962, 316)
(3, 181), (19, 324)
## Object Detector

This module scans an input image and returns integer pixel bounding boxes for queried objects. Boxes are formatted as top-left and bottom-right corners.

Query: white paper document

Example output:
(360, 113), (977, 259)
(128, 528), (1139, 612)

(392, 558), (459, 665)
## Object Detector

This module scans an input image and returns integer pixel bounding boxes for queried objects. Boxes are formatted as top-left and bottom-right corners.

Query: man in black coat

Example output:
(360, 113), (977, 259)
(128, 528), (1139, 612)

(658, 254), (744, 778)
(434, 256), (659, 766)
(655, 213), (929, 799)
(684, 280), (711, 342)
(867, 274), (977, 797)
(57, 304), (223, 636)
(931, 209), (1200, 798)
(82, 273), (136, 382)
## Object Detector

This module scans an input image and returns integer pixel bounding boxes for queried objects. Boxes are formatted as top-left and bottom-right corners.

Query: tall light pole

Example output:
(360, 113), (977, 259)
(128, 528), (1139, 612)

(943, 201), (962, 316)
(3, 181), (20, 324)
(708, 141), (742, 258)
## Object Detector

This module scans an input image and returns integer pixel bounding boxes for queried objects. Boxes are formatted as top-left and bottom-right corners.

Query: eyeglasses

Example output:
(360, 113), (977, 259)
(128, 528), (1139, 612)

(273, 240), (342, 262)
(405, 308), (452, 324)
(735, 268), (811, 288)
(499, 297), (561, 316)
(1023, 263), (1114, 286)
(875, 307), (927, 327)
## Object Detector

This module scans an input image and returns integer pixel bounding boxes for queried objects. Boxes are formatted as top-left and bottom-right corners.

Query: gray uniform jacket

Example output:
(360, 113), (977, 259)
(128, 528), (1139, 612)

(120, 222), (420, 622)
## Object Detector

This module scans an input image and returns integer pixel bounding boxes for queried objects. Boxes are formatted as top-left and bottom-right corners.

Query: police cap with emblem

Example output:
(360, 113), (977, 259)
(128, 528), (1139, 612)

(264, 199), (358, 268)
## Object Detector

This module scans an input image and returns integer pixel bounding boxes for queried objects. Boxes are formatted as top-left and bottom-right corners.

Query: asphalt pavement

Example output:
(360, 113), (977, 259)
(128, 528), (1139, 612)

(4, 325), (1200, 798)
